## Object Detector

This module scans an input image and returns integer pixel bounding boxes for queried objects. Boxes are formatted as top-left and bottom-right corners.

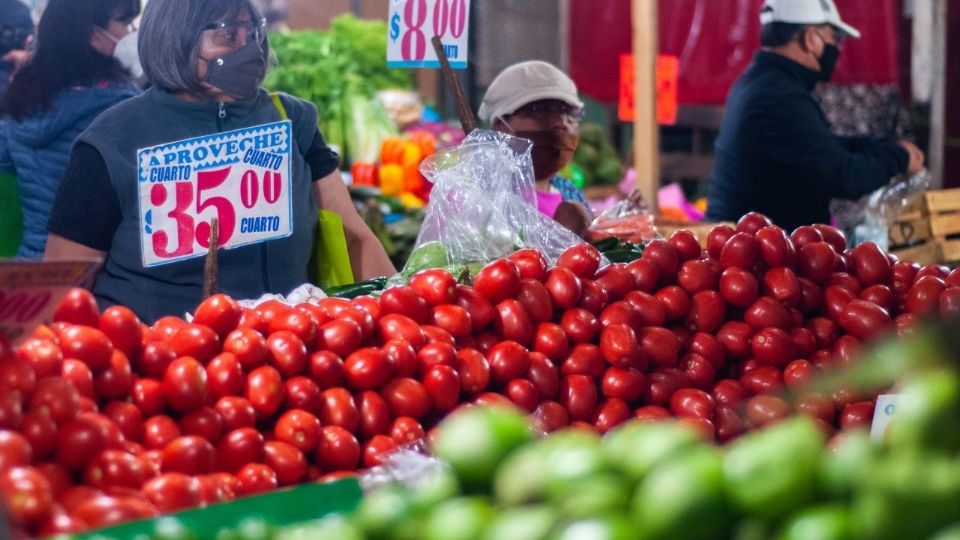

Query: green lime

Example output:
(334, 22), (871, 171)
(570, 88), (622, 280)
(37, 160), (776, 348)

(423, 497), (496, 540)
(602, 421), (701, 482)
(480, 505), (557, 540)
(777, 505), (851, 540)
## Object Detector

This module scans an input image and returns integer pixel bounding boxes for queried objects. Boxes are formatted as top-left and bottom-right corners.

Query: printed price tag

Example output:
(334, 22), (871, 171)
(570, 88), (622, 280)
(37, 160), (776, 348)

(388, 0), (471, 69)
(618, 54), (680, 125)
(0, 260), (102, 345)
(870, 394), (903, 441)
(137, 121), (294, 267)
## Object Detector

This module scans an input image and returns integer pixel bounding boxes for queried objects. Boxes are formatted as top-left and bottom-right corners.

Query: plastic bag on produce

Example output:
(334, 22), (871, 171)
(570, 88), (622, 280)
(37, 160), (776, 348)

(402, 129), (588, 276)
(359, 439), (449, 492)
(830, 170), (931, 250)
(235, 284), (327, 309)
(587, 189), (658, 244)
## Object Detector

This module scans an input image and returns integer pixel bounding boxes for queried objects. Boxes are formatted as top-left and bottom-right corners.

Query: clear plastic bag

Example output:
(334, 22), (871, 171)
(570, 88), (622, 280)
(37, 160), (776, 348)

(402, 129), (588, 275)
(587, 189), (658, 244)
(831, 170), (931, 250)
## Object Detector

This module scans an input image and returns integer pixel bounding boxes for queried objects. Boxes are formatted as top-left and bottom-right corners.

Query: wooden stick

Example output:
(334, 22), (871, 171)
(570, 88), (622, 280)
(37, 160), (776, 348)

(632, 0), (660, 213)
(202, 219), (219, 300)
(431, 35), (477, 134)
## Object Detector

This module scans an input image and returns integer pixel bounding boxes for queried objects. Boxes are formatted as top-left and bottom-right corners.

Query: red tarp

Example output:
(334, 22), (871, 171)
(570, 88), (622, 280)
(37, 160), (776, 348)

(569, 0), (901, 106)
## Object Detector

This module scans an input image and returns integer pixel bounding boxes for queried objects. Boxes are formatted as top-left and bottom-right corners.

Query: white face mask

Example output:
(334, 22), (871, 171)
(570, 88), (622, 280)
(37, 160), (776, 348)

(98, 27), (144, 81)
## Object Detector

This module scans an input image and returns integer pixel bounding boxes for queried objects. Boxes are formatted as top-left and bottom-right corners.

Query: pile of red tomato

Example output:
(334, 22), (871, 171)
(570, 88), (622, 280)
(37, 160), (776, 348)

(1, 213), (959, 537)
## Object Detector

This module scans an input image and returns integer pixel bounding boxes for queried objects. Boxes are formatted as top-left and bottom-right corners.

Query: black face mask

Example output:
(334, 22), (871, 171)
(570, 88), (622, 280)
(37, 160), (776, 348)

(513, 129), (580, 181)
(204, 40), (266, 99)
(818, 43), (840, 82)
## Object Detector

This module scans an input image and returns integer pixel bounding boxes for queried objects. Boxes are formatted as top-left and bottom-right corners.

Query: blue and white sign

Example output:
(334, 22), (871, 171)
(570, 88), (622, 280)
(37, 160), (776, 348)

(137, 121), (294, 267)
(388, 0), (472, 69)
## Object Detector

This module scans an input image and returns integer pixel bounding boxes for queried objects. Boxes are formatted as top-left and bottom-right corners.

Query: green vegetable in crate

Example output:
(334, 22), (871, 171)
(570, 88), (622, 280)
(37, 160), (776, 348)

(479, 505), (557, 540)
(602, 421), (701, 482)
(776, 505), (851, 540)
(422, 497), (496, 540)
(816, 430), (874, 499)
(886, 368), (960, 454)
(353, 484), (414, 539)
(552, 516), (634, 540)
(722, 417), (824, 521)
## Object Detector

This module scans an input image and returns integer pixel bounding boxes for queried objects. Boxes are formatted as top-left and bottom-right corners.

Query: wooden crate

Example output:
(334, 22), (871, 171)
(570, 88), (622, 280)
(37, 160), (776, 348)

(891, 241), (940, 266)
(888, 218), (931, 248)
(940, 238), (960, 265)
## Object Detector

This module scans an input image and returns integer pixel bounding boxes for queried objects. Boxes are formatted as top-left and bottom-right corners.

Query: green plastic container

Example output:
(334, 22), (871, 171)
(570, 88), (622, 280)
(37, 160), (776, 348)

(72, 478), (363, 540)
(0, 172), (22, 257)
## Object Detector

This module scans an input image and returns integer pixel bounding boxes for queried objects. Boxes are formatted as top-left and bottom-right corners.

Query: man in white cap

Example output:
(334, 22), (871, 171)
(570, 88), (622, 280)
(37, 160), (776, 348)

(707, 0), (924, 231)
(479, 60), (593, 236)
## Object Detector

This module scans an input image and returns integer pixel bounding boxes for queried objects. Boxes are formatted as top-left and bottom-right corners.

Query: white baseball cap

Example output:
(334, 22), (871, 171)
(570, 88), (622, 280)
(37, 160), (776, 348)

(760, 0), (861, 39)
(478, 61), (584, 124)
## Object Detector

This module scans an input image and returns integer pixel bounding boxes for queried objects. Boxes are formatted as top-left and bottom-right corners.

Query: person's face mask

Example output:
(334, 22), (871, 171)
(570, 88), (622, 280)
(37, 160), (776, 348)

(497, 116), (580, 181)
(814, 30), (841, 82)
(202, 39), (266, 100)
(96, 27), (143, 81)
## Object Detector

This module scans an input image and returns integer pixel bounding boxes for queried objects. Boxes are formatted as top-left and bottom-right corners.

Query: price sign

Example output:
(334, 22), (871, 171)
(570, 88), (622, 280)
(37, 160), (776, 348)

(388, 0), (472, 69)
(870, 394), (905, 441)
(618, 54), (680, 125)
(0, 260), (102, 344)
(137, 121), (294, 267)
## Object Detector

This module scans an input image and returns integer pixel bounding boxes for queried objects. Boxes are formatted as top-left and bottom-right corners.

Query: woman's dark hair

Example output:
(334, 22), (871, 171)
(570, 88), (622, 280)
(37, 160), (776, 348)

(139, 0), (268, 96)
(1, 0), (141, 121)
(760, 22), (807, 48)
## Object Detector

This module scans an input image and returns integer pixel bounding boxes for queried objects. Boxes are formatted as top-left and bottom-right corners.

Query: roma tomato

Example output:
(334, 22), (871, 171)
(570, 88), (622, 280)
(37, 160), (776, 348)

(669, 230), (703, 262)
(0, 466), (54, 526)
(275, 409), (322, 453)
(163, 357), (208, 413)
(545, 267), (583, 310)
(669, 388), (715, 419)
(102, 402), (145, 444)
(797, 242), (837, 284)
(263, 441), (307, 486)
(686, 290), (726, 334)
(677, 260), (717, 295)
(533, 322), (569, 362)
(744, 296), (792, 330)
(642, 240), (680, 281)
(516, 279), (554, 325)
(745, 395), (791, 427)
(655, 286), (690, 321)
(508, 248), (549, 281)
(756, 226), (795, 268)
(315, 426), (360, 472)
(284, 376), (321, 413)
(560, 308), (600, 344)
(681, 353), (717, 390)
(557, 244), (602, 279)
(53, 288), (100, 327)
(600, 367), (646, 402)
(905, 276), (946, 317)
(839, 300), (893, 340)
(379, 286), (430, 324)
(59, 325), (113, 373)
(719, 233), (760, 270)
(192, 294), (242, 338)
(246, 366), (284, 419)
(473, 259), (522, 303)
(362, 435), (399, 468)
(235, 463), (278, 496)
(458, 348), (490, 396)
(790, 226), (823, 249)
(15, 338), (62, 379)
(430, 304), (473, 339)
(179, 407), (222, 444)
(19, 412), (58, 460)
(599, 323), (644, 369)
(639, 327), (680, 368)
(57, 414), (112, 470)
(593, 398), (630, 433)
(740, 366), (783, 395)
(762, 267), (801, 307)
(319, 388), (360, 432)
(0, 431), (31, 471)
(161, 436), (216, 475)
(29, 377), (79, 424)
(860, 285), (894, 313)
(268, 311), (317, 349)
(317, 319), (365, 358)
(626, 259), (660, 293)
(217, 427), (265, 473)
(795, 393), (836, 424)
(381, 378), (430, 420)
(344, 348), (393, 390)
(309, 351), (346, 389)
(454, 285), (497, 331)
(377, 315), (425, 350)
(215, 396), (256, 432)
(505, 379), (538, 412)
(487, 341), (530, 385)
(623, 291), (665, 327)
(206, 352), (244, 400)
(851, 242), (891, 286)
(712, 379), (748, 407)
(389, 417), (425, 445)
(706, 225), (736, 260)
(840, 401), (875, 431)
(357, 391), (391, 440)
(559, 374), (597, 422)
(170, 324), (220, 362)
(719, 267), (759, 309)
(409, 269), (457, 307)
(561, 343), (606, 379)
(132, 378), (166, 417)
(222, 328), (268, 371)
(526, 352), (560, 400)
(689, 332), (725, 370)
(532, 401), (569, 433)
(751, 327), (796, 368)
(424, 365), (460, 412)
(495, 299), (534, 345)
(737, 212), (773, 235)
(595, 264), (637, 300)
(381, 340), (417, 380)
(941, 287), (960, 319)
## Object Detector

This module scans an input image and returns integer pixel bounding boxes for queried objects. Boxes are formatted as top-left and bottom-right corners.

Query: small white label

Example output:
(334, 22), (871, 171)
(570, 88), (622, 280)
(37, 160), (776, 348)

(870, 394), (902, 441)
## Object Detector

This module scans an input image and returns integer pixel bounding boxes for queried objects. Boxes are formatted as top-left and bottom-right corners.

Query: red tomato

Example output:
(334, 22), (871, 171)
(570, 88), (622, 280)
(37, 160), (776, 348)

(382, 378), (430, 419)
(578, 279), (610, 315)
(377, 315), (425, 350)
(789, 327), (817, 358)
(623, 291), (666, 327)
(487, 341), (530, 385)
(0, 389), (22, 431)
(423, 365), (460, 412)
(513, 350), (556, 400)
(94, 350), (133, 400)
(714, 406), (747, 443)
(0, 466), (54, 526)
(797, 242), (837, 284)
(532, 322), (569, 363)
(740, 366), (783, 395)
(15, 338), (63, 380)
(559, 374), (598, 422)
(275, 409), (322, 453)
(379, 286), (430, 324)
(706, 225), (736, 260)
(626, 259), (661, 293)
(735, 212), (773, 235)
(217, 427), (265, 473)
(416, 342), (457, 378)
(263, 441), (307, 486)
(53, 288), (100, 328)
(560, 308), (600, 345)
(744, 296), (792, 330)
(246, 366), (284, 419)
(561, 343), (606, 379)
(0, 431), (31, 471)
(634, 405), (671, 421)
(790, 225), (823, 249)
(796, 277), (823, 314)
(421, 324), (456, 346)
(103, 402), (145, 444)
(806, 317), (838, 349)
(859, 284), (894, 313)
(756, 226), (796, 268)
(762, 267), (801, 307)
(377, 340), (414, 380)
(58, 325), (113, 373)
(746, 395), (792, 427)
(795, 393), (836, 424)
(315, 426), (360, 472)
(170, 324), (220, 363)
(318, 388), (360, 432)
(57, 414), (114, 471)
(355, 391), (391, 440)
(599, 301), (645, 330)
(690, 332), (725, 370)
(389, 417), (425, 445)
(601, 367), (646, 402)
(0, 359), (35, 399)
(160, 436), (216, 475)
(840, 401), (875, 431)
(719, 232), (760, 270)
(206, 352), (244, 400)
(595, 264), (637, 300)
(160, 357), (208, 414)
(718, 267), (758, 309)
(268, 310), (317, 346)
(508, 248), (549, 281)
(676, 260), (716, 295)
(144, 415), (180, 451)
(670, 388), (715, 419)
(681, 353), (717, 390)
(599, 323), (645, 369)
(29, 377), (79, 424)
(716, 321), (753, 359)
(238, 308), (266, 334)
(712, 379), (748, 407)
(284, 376), (321, 413)
(850, 242), (891, 287)
(257, 300), (295, 327)
(501, 379), (536, 412)
(669, 230), (703, 262)
(512, 280), (552, 326)
(131, 378), (166, 417)
(641, 240), (680, 281)
(655, 286), (691, 321)
(474, 259), (522, 303)
(686, 290), (726, 334)
(891, 261), (920, 297)
(495, 299), (534, 345)
(531, 401), (569, 433)
(827, 273), (862, 296)
(222, 327), (268, 371)
(557, 244), (602, 279)
(19, 412), (57, 460)
(639, 327), (680, 368)
(235, 463), (278, 496)
(905, 276), (947, 317)
(941, 287), (960, 319)
(317, 319), (364, 358)
(457, 348), (490, 396)
(214, 396), (256, 432)
(545, 267), (583, 310)
(839, 300), (893, 341)
(352, 296), (382, 322)
(430, 304), (473, 339)
(362, 435), (399, 468)
(593, 399), (630, 434)
(193, 294), (242, 338)
(751, 327), (797, 368)
(812, 224), (846, 253)
(409, 269), (457, 307)
(307, 351), (345, 390)
(343, 348), (393, 390)
(454, 285), (497, 331)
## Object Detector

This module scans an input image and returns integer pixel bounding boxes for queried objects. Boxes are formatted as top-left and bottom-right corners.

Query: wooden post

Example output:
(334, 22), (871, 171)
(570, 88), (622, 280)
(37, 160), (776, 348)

(929, 0), (947, 189)
(431, 35), (477, 134)
(632, 0), (659, 212)
(202, 219), (219, 301)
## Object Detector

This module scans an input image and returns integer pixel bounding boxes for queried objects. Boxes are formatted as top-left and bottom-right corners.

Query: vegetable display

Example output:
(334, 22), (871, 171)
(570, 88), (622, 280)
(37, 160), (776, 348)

(0, 212), (958, 538)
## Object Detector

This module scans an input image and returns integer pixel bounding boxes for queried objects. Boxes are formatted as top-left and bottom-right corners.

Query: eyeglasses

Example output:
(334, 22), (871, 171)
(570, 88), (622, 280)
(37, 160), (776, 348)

(815, 26), (846, 46)
(512, 100), (586, 122)
(202, 18), (267, 49)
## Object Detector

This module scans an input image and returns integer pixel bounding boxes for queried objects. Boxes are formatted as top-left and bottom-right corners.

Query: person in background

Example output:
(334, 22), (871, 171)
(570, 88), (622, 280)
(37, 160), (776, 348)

(480, 60), (593, 237)
(0, 0), (34, 95)
(44, 0), (395, 323)
(0, 0), (141, 259)
(706, 0), (924, 232)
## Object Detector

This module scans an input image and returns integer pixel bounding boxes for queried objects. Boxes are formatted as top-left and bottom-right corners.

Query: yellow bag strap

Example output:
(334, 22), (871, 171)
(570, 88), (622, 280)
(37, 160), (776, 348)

(270, 92), (288, 121)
